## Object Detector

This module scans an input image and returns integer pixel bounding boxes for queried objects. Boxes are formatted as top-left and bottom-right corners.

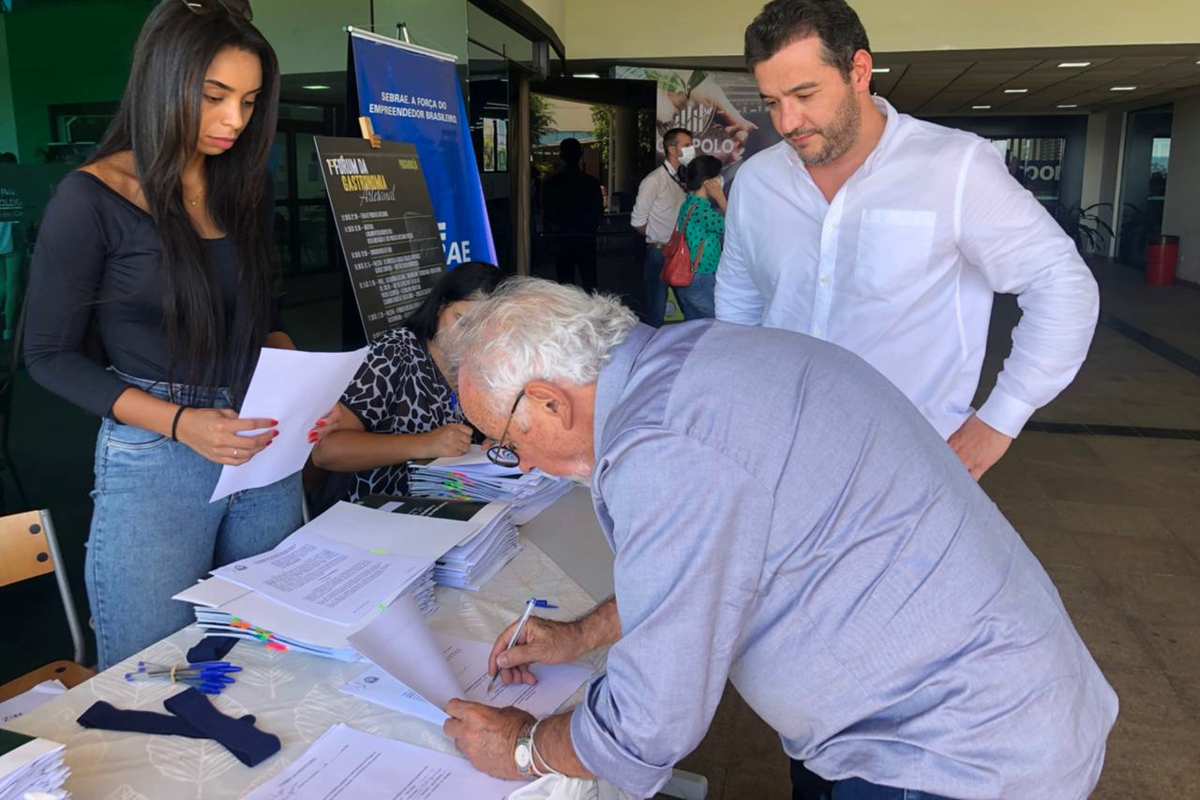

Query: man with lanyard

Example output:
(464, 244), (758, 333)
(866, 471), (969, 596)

(631, 127), (693, 326)
(717, 0), (1100, 479)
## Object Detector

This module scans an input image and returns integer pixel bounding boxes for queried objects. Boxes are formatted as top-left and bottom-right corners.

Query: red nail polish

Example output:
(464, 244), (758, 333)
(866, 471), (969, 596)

(270, 419), (279, 426)
(316, 419), (328, 427)
(273, 430), (280, 438)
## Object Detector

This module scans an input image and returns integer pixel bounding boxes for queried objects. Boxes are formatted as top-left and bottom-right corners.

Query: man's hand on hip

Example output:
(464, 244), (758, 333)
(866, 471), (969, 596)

(948, 414), (1013, 480)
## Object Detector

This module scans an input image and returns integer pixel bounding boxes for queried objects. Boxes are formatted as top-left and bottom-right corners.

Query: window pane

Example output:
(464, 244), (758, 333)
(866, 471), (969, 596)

(466, 4), (533, 65)
(269, 138), (290, 204)
(295, 135), (325, 201)
(990, 137), (1065, 212)
(297, 204), (333, 273)
(272, 203), (293, 275)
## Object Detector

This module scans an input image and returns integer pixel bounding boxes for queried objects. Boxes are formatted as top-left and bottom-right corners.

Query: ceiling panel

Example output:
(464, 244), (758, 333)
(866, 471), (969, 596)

(874, 45), (1200, 115)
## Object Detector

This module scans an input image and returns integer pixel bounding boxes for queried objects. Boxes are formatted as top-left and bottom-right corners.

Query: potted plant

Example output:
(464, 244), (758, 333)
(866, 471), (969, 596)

(1053, 203), (1116, 255)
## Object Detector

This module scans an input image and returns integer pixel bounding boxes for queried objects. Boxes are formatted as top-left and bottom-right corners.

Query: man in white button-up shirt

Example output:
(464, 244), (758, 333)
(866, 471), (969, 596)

(717, 0), (1099, 479)
(631, 127), (692, 326)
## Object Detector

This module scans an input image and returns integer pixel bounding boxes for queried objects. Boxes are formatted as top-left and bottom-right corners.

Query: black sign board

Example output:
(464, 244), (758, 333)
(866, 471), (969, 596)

(314, 136), (446, 341)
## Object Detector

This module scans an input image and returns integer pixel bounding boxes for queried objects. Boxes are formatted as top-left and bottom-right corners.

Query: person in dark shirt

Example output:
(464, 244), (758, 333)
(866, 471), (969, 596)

(310, 262), (504, 505)
(542, 138), (604, 293)
(23, 0), (311, 668)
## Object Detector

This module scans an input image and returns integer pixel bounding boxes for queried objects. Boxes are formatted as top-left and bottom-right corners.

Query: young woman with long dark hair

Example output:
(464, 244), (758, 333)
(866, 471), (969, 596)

(24, 0), (306, 668)
(311, 262), (505, 503)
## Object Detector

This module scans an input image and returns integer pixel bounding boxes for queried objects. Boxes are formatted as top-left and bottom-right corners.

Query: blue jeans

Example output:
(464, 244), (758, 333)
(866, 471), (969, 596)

(791, 760), (957, 800)
(641, 246), (667, 327)
(87, 371), (303, 668)
(674, 271), (716, 320)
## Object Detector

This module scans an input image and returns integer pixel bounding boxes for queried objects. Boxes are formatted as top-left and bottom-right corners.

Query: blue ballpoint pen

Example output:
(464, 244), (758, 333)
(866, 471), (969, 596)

(487, 598), (558, 692)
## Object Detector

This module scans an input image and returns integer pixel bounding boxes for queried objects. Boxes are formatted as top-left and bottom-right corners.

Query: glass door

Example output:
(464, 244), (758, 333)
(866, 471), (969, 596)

(1116, 106), (1173, 268)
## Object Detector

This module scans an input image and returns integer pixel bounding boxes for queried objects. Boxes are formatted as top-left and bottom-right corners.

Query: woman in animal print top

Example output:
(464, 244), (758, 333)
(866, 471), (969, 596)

(311, 262), (504, 501)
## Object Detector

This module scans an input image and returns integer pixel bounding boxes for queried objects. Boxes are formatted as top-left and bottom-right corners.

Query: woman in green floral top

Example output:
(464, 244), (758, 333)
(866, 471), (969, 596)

(674, 154), (726, 319)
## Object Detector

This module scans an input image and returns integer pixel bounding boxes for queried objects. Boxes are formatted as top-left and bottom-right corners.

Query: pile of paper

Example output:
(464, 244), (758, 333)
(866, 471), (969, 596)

(184, 571), (435, 662)
(174, 502), (478, 661)
(363, 496), (521, 591)
(407, 447), (575, 525)
(360, 496), (520, 592)
(0, 732), (69, 800)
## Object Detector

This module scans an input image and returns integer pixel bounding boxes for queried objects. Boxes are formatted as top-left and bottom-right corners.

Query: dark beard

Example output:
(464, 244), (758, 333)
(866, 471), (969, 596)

(792, 86), (862, 167)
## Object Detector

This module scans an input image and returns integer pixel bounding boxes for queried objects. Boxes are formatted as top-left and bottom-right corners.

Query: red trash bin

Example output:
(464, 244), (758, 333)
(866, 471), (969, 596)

(1146, 235), (1180, 286)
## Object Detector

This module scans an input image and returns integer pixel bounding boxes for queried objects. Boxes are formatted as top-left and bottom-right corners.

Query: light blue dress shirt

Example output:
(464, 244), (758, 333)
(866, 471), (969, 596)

(570, 321), (1117, 799)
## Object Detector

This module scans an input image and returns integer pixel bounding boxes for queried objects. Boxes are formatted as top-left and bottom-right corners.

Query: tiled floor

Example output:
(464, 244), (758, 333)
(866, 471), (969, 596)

(670, 264), (1200, 799)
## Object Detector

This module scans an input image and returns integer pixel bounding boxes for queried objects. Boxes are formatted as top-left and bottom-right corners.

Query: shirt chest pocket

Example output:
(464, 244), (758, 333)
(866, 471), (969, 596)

(853, 208), (937, 298)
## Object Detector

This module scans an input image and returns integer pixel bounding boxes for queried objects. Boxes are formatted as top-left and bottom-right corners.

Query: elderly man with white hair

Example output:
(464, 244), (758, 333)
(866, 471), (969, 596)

(439, 278), (1116, 800)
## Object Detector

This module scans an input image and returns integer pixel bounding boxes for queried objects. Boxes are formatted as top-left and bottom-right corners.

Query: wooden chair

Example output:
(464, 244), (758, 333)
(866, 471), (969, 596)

(0, 509), (94, 703)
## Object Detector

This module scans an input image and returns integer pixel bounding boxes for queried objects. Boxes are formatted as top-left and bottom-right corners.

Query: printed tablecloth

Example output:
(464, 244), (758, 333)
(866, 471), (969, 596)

(6, 540), (604, 800)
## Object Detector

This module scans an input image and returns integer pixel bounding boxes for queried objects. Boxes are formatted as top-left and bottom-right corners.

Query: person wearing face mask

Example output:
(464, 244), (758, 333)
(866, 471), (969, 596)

(23, 0), (320, 669)
(631, 127), (693, 326)
(673, 155), (727, 320)
(717, 0), (1099, 481)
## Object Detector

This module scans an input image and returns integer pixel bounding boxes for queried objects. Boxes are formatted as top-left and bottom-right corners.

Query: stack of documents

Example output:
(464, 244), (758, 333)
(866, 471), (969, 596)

(0, 731), (69, 800)
(363, 495), (521, 591)
(408, 447), (574, 525)
(174, 501), (482, 660)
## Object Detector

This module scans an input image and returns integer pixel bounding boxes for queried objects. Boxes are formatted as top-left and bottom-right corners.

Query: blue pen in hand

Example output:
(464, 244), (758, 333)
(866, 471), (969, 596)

(488, 598), (557, 692)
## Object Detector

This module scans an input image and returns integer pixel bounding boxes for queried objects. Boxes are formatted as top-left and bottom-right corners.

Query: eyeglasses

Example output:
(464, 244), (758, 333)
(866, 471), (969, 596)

(181, 0), (253, 22)
(486, 390), (525, 469)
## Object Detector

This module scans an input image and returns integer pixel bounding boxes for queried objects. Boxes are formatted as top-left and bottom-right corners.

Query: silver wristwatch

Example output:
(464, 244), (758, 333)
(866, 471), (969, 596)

(514, 725), (535, 777)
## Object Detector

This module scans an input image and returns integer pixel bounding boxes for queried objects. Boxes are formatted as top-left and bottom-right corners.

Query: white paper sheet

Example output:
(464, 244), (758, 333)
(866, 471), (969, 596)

(348, 596), (462, 709)
(424, 445), (517, 472)
(174, 576), (359, 652)
(311, 500), (485, 557)
(210, 531), (432, 626)
(243, 724), (524, 800)
(207, 501), (466, 627)
(210, 346), (368, 502)
(0, 680), (65, 726)
(343, 633), (595, 725)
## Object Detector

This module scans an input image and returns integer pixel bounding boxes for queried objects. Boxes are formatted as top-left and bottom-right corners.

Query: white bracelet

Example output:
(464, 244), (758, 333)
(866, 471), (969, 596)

(529, 718), (564, 777)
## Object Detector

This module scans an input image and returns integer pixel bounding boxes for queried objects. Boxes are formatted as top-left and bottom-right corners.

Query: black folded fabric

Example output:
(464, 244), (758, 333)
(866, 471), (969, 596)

(186, 636), (239, 664)
(77, 688), (279, 767)
(78, 700), (219, 739)
(164, 688), (281, 767)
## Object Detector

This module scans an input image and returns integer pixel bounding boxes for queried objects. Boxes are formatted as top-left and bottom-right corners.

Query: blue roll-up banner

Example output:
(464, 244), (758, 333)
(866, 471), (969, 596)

(349, 28), (495, 266)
